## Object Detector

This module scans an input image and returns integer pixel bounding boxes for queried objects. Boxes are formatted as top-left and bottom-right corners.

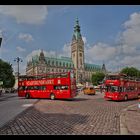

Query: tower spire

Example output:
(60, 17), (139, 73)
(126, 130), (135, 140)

(72, 18), (82, 41)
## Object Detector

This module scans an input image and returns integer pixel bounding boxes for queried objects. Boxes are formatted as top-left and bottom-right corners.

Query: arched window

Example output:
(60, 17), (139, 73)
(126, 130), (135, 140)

(48, 60), (50, 66)
(52, 61), (54, 66)
(56, 61), (58, 67)
(66, 63), (68, 67)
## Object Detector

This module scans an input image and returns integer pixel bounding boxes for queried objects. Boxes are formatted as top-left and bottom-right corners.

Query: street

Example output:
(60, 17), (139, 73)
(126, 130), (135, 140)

(0, 91), (139, 135)
(0, 93), (38, 128)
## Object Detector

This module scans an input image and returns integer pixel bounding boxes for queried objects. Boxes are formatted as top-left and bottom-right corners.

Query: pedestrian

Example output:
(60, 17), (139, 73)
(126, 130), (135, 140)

(100, 85), (102, 93)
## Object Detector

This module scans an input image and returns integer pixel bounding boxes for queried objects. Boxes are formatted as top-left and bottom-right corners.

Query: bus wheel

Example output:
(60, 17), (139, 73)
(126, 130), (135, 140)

(138, 94), (140, 99)
(124, 95), (128, 101)
(25, 93), (30, 99)
(50, 93), (55, 100)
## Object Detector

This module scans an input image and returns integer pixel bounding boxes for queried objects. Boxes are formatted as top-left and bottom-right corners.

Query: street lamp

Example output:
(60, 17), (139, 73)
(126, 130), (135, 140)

(14, 57), (23, 91)
(0, 37), (2, 48)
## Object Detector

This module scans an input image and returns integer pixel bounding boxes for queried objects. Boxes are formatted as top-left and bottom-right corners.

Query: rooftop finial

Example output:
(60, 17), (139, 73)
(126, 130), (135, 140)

(76, 17), (79, 26)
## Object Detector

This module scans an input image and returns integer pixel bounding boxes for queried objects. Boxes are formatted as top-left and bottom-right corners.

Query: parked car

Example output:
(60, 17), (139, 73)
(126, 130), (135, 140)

(83, 86), (96, 95)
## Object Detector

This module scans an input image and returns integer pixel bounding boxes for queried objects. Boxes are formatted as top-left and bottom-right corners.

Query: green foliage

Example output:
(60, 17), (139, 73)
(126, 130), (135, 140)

(91, 72), (105, 86)
(120, 67), (140, 77)
(0, 59), (15, 88)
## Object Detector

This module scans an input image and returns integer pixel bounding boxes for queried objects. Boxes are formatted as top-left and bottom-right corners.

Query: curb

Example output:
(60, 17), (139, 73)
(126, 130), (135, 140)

(120, 110), (129, 135)
(120, 103), (138, 135)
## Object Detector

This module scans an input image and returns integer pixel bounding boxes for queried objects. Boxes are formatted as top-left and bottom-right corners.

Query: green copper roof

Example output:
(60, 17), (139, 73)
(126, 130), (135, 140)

(45, 56), (74, 68)
(31, 54), (74, 68)
(85, 63), (101, 70)
(31, 54), (101, 71)
(72, 18), (82, 40)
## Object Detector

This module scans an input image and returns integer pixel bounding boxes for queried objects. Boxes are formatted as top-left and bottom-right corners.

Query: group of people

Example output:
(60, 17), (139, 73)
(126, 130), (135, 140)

(0, 88), (17, 95)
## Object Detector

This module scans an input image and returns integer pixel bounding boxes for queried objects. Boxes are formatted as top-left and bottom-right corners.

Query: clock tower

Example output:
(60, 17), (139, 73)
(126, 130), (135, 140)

(71, 18), (85, 83)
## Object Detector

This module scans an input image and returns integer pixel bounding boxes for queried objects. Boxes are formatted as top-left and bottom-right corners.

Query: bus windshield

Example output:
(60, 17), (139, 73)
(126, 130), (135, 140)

(107, 86), (119, 92)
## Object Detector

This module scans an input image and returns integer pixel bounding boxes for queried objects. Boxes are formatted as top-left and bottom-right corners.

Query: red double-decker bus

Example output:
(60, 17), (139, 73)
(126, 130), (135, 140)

(18, 72), (77, 100)
(104, 73), (140, 101)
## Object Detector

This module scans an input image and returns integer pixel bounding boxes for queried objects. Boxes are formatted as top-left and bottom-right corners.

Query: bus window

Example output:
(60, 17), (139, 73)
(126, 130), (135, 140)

(119, 87), (123, 92)
(34, 86), (39, 90)
(40, 86), (46, 90)
(19, 86), (26, 90)
(61, 85), (68, 90)
(111, 86), (118, 92)
(54, 85), (68, 90)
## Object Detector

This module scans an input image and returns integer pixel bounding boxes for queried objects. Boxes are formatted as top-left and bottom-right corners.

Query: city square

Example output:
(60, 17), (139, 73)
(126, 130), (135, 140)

(0, 92), (140, 135)
(1, 5), (140, 135)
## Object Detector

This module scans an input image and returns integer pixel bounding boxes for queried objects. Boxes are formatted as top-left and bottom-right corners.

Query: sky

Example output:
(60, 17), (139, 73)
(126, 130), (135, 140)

(0, 5), (140, 74)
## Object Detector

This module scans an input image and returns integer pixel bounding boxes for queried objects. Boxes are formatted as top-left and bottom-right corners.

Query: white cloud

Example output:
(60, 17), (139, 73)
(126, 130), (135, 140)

(21, 11), (140, 73)
(85, 42), (117, 62)
(124, 12), (140, 28)
(18, 33), (34, 42)
(82, 36), (87, 44)
(16, 46), (26, 52)
(122, 12), (140, 48)
(59, 43), (71, 57)
(0, 5), (48, 25)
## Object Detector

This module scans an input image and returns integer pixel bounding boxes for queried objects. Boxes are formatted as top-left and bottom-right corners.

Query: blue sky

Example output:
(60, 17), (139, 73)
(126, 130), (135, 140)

(0, 5), (140, 74)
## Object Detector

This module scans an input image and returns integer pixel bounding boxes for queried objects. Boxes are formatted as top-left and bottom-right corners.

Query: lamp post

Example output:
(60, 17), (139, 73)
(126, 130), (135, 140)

(14, 57), (23, 91)
(0, 37), (2, 48)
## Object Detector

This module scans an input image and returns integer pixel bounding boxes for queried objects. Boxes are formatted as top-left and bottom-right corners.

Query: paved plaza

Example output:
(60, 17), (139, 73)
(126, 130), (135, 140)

(0, 92), (139, 135)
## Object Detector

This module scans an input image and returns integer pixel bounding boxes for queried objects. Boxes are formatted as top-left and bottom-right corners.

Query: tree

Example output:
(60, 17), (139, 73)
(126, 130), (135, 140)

(0, 59), (15, 88)
(91, 72), (105, 86)
(120, 67), (140, 78)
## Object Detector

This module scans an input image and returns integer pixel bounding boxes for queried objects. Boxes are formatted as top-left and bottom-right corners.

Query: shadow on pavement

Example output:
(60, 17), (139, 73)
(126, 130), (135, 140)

(0, 106), (89, 135)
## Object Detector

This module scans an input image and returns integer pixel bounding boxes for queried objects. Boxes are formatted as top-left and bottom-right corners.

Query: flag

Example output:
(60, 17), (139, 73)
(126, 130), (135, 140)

(0, 37), (2, 47)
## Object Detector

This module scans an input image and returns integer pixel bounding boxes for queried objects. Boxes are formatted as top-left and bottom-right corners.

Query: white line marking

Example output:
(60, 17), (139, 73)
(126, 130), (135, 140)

(22, 104), (33, 107)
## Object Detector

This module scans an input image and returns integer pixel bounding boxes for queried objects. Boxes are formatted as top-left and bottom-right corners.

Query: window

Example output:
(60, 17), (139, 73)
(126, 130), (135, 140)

(19, 86), (26, 90)
(40, 86), (46, 90)
(56, 61), (58, 66)
(73, 54), (75, 58)
(54, 85), (69, 90)
(48, 60), (50, 66)
(80, 59), (82, 65)
(52, 61), (54, 66)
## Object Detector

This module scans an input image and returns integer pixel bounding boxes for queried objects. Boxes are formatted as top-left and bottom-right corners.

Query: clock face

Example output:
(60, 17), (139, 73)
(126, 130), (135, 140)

(79, 46), (83, 50)
(72, 46), (76, 51)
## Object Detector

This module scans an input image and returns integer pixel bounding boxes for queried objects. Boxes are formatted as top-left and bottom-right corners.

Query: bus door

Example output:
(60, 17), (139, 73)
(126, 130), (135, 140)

(18, 86), (27, 97)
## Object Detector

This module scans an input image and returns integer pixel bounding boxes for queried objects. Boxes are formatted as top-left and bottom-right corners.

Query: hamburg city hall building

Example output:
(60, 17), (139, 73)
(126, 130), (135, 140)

(26, 19), (106, 84)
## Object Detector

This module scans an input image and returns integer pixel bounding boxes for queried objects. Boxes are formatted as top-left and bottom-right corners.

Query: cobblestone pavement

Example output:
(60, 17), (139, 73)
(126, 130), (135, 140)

(0, 93), (138, 135)
(121, 103), (140, 135)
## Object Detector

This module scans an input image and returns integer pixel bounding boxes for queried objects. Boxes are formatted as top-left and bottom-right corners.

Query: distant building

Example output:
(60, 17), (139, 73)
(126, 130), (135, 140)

(26, 19), (106, 83)
(102, 63), (107, 74)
